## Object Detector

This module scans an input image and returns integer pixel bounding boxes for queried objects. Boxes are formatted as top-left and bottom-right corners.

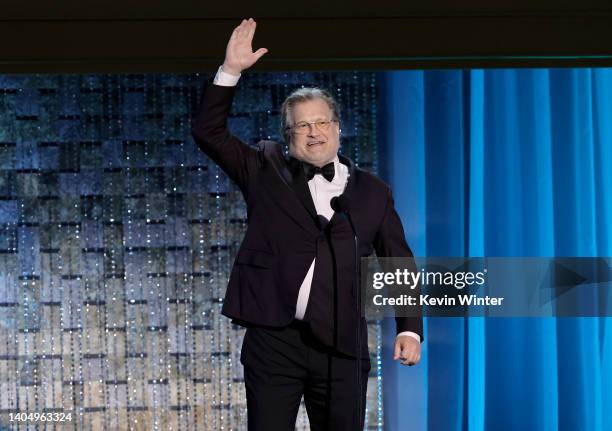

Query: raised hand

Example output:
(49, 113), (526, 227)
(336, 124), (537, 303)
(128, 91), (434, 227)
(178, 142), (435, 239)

(222, 18), (268, 76)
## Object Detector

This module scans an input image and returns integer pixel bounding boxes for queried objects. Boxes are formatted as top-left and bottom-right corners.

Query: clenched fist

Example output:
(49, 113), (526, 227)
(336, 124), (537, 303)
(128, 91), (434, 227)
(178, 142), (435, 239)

(394, 335), (421, 366)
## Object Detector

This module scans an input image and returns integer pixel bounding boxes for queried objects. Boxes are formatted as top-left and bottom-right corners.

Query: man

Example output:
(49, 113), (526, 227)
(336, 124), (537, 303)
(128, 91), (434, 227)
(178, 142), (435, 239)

(191, 18), (422, 431)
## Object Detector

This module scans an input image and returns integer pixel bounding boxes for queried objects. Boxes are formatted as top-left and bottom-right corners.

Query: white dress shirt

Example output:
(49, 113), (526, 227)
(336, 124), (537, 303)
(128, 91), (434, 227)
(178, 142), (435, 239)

(213, 66), (420, 344)
(294, 155), (347, 320)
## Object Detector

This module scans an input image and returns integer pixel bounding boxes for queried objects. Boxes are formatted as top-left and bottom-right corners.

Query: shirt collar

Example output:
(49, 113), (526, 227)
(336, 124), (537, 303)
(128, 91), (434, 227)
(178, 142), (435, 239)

(331, 155), (349, 183)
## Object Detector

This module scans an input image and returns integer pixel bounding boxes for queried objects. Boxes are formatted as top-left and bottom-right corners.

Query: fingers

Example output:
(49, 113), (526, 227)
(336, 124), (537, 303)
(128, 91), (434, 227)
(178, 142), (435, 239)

(406, 343), (420, 362)
(231, 19), (247, 41)
(225, 18), (264, 73)
(246, 18), (256, 41)
(253, 47), (268, 61)
(401, 350), (421, 366)
(234, 18), (255, 40)
(393, 340), (401, 360)
(395, 339), (421, 366)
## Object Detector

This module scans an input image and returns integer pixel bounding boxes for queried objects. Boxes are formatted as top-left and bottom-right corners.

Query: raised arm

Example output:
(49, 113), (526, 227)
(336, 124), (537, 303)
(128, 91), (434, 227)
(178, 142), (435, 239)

(191, 18), (268, 191)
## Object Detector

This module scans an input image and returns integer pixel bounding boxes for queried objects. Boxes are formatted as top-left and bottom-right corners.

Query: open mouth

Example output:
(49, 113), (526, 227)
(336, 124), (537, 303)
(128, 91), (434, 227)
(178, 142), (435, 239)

(307, 141), (325, 146)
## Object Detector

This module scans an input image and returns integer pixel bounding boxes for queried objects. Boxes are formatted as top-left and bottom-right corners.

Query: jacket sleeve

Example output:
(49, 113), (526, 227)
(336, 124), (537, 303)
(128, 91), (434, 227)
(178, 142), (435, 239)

(372, 186), (424, 342)
(191, 79), (262, 194)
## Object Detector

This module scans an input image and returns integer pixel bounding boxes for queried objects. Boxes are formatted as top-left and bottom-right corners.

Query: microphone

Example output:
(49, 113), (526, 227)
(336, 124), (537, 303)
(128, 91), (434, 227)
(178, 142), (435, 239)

(330, 195), (349, 214)
(331, 195), (356, 235)
(330, 194), (364, 430)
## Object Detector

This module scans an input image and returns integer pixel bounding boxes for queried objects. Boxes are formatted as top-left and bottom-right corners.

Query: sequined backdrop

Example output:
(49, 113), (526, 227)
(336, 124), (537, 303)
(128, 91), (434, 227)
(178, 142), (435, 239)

(0, 72), (383, 430)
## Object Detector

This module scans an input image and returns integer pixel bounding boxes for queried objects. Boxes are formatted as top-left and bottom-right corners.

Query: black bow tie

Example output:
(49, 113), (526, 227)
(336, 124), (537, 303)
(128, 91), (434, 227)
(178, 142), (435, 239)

(303, 161), (335, 182)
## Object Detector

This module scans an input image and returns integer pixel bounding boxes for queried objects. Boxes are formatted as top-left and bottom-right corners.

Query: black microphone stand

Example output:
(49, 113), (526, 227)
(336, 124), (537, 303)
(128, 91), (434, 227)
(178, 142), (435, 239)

(331, 197), (363, 430)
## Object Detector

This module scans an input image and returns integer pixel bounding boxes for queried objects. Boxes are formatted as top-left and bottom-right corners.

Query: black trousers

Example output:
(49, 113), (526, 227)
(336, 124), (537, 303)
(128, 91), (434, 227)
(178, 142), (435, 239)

(240, 320), (371, 431)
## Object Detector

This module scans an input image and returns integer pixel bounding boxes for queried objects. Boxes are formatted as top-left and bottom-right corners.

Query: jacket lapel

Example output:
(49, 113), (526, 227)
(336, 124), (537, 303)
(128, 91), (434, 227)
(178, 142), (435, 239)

(329, 153), (358, 225)
(255, 151), (320, 234)
(261, 150), (359, 233)
(286, 156), (319, 223)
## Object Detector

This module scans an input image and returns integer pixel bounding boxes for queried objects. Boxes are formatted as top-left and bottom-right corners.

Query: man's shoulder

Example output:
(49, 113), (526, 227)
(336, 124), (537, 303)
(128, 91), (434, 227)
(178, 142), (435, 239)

(353, 166), (391, 194)
(254, 140), (287, 165)
(255, 139), (283, 153)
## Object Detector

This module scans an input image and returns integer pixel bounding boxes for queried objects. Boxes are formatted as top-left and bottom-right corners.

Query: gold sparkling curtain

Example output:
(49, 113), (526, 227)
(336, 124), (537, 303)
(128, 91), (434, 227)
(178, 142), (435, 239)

(0, 72), (383, 430)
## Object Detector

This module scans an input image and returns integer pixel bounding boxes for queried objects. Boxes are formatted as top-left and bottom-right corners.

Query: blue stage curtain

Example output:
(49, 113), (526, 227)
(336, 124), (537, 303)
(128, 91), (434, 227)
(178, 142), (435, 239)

(379, 68), (612, 431)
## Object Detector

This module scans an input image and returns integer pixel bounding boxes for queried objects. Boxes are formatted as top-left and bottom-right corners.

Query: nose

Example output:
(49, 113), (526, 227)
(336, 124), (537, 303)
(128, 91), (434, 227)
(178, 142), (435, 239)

(307, 124), (320, 137)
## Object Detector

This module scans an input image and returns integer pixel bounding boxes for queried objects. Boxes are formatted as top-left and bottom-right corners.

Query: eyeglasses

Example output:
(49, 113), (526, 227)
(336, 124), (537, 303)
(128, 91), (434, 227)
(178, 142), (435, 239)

(286, 120), (338, 135)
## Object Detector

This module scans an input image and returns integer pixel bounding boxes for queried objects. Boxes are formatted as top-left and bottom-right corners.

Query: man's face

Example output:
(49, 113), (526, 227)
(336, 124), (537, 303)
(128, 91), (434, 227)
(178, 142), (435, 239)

(288, 98), (340, 167)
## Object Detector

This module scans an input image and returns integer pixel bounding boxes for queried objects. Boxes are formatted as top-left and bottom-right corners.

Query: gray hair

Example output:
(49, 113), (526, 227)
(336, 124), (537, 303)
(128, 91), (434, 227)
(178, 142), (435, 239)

(280, 87), (340, 145)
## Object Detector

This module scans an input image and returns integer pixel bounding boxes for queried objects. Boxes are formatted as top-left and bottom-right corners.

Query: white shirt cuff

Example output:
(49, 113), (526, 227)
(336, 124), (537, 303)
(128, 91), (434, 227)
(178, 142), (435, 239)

(396, 331), (421, 343)
(213, 65), (241, 87)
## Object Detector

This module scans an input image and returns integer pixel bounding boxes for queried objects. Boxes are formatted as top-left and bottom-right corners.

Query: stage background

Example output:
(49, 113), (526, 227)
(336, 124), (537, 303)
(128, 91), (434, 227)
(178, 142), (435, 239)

(380, 68), (612, 431)
(2, 68), (611, 431)
(0, 72), (385, 430)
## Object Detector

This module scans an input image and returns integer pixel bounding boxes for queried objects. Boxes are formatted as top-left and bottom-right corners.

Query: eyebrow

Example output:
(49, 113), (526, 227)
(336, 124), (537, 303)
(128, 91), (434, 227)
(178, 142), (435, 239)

(295, 117), (331, 123)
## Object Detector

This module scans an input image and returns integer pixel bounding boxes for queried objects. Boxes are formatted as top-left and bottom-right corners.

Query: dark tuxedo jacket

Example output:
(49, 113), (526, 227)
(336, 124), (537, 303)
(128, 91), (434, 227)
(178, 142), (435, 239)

(191, 80), (423, 358)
